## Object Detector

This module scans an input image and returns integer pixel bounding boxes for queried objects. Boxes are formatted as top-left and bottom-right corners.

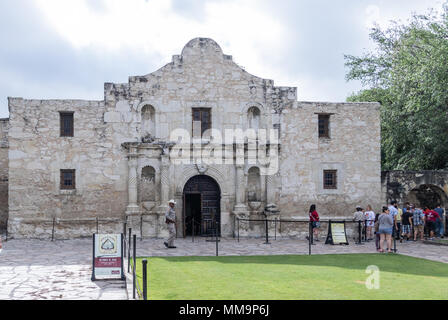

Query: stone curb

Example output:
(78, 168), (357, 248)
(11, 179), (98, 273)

(423, 240), (448, 246)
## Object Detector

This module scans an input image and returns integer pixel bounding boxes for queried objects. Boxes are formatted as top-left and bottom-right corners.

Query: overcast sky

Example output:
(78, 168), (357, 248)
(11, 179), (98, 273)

(0, 0), (445, 118)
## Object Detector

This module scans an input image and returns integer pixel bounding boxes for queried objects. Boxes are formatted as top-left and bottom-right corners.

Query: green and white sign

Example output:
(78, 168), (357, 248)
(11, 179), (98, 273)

(91, 234), (125, 281)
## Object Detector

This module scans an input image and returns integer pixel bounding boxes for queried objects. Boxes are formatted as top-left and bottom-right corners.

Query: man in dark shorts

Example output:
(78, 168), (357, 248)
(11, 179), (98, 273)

(401, 206), (413, 241)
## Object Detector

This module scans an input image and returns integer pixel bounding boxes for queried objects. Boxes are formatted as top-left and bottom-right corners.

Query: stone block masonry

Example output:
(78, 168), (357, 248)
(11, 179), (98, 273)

(4, 38), (382, 239)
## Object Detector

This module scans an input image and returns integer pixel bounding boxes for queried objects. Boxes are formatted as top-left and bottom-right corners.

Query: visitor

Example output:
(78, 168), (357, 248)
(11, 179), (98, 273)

(164, 200), (177, 249)
(434, 205), (444, 238)
(308, 204), (320, 242)
(388, 201), (398, 236)
(413, 205), (425, 241)
(353, 206), (365, 241)
(425, 207), (440, 240)
(374, 212), (381, 252)
(365, 205), (376, 241)
(378, 206), (394, 253)
(401, 205), (413, 241)
(423, 207), (430, 238)
(395, 202), (403, 242)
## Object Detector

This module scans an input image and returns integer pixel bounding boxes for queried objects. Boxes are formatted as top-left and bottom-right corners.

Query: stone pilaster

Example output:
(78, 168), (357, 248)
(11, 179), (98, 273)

(125, 147), (140, 216)
(234, 164), (247, 212)
(265, 174), (279, 214)
(158, 154), (170, 208)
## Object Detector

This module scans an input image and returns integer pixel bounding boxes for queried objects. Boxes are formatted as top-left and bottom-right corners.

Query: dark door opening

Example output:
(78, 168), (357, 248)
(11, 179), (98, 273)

(182, 175), (221, 237)
(185, 194), (202, 236)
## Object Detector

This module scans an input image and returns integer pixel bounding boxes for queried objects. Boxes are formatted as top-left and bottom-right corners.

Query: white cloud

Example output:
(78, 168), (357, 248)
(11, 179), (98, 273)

(33, 0), (287, 74)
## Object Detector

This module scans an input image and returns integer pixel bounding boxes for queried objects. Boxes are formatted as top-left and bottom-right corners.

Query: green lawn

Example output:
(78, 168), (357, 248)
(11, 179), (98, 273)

(133, 254), (448, 300)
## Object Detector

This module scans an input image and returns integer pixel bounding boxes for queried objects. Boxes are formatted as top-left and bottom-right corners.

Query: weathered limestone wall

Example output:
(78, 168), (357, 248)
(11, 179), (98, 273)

(382, 170), (448, 207)
(0, 118), (9, 231)
(279, 101), (382, 219)
(103, 38), (298, 238)
(7, 98), (128, 238)
(6, 38), (383, 239)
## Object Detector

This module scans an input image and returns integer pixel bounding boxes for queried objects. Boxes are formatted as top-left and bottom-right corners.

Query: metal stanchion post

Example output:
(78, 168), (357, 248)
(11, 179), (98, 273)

(52, 218), (55, 241)
(308, 222), (312, 255)
(394, 236), (397, 253)
(142, 259), (148, 300)
(237, 218), (240, 243)
(264, 218), (270, 244)
(133, 234), (136, 300)
(128, 228), (132, 273)
(192, 217), (194, 243)
(233, 215), (236, 239)
(274, 218), (277, 240)
(96, 217), (99, 234)
(364, 220), (367, 242)
(123, 222), (127, 257)
(140, 216), (143, 241)
(311, 221), (314, 245)
(215, 229), (219, 257)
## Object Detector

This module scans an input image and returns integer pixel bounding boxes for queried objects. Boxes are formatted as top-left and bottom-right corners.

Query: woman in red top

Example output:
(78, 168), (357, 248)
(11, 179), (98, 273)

(309, 204), (321, 241)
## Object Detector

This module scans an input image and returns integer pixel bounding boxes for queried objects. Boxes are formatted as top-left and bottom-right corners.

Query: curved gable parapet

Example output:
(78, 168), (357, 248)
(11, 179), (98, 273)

(127, 38), (278, 85)
(105, 38), (298, 111)
(181, 37), (224, 61)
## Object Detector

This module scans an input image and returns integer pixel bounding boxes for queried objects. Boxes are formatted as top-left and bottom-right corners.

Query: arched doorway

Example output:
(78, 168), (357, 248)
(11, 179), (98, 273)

(405, 184), (448, 209)
(183, 175), (221, 237)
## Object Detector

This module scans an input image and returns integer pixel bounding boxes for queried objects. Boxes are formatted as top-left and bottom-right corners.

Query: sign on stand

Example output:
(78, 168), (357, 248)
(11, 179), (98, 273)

(92, 234), (125, 281)
(325, 220), (349, 245)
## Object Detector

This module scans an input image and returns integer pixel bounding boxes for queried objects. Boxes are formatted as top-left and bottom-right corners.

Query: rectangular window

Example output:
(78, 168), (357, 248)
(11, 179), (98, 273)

(318, 114), (330, 138)
(60, 112), (74, 137)
(192, 108), (211, 137)
(323, 170), (337, 189)
(60, 169), (76, 190)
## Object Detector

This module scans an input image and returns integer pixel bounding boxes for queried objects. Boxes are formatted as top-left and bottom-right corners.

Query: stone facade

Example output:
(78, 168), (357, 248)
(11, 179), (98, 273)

(0, 118), (9, 231)
(382, 170), (448, 208)
(3, 38), (382, 239)
(279, 102), (382, 217)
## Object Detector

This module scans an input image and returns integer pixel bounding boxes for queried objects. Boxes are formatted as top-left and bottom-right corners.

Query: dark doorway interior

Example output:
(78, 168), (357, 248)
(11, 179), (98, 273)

(183, 175), (221, 237)
(185, 194), (201, 236)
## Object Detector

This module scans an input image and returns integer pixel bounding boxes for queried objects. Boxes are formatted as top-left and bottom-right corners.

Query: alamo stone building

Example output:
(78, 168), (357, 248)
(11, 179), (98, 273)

(1, 38), (387, 239)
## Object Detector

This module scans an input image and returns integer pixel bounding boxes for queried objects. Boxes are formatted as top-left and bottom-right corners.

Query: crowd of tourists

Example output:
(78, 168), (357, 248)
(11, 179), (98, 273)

(353, 201), (445, 253)
(308, 202), (445, 253)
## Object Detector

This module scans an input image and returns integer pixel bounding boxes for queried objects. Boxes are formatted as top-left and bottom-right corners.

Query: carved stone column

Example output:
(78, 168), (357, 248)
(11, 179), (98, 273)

(126, 149), (140, 216)
(160, 155), (170, 205)
(156, 154), (170, 238)
(265, 173), (279, 214)
(266, 175), (275, 206)
(234, 164), (247, 212)
(233, 164), (249, 237)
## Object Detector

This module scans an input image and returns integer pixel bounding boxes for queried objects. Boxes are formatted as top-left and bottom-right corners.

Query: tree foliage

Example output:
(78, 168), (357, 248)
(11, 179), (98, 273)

(345, 4), (448, 170)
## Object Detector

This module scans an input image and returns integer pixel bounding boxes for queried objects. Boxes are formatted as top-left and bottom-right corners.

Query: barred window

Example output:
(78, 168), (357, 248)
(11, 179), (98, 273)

(60, 169), (76, 190)
(323, 170), (337, 189)
(60, 112), (74, 137)
(318, 114), (330, 138)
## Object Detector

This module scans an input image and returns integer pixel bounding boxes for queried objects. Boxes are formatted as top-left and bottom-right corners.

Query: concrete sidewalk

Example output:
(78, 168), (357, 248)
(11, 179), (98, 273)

(0, 238), (127, 300)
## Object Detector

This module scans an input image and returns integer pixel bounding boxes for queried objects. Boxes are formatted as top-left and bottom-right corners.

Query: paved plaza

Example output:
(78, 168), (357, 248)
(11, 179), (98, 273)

(0, 235), (447, 300)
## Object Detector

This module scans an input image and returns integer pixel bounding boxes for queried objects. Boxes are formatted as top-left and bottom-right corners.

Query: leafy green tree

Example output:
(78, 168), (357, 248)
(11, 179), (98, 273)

(345, 4), (448, 170)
